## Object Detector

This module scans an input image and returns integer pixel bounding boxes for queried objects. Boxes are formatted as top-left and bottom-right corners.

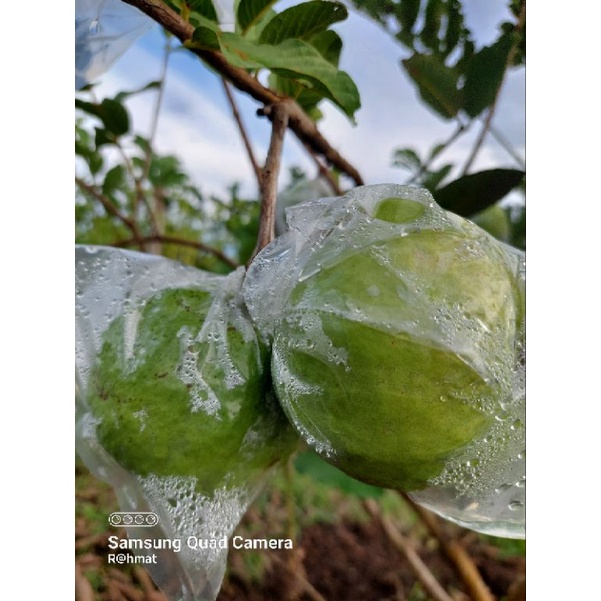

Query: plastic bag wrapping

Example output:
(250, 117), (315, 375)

(75, 0), (153, 89)
(275, 177), (337, 236)
(244, 184), (525, 539)
(76, 245), (297, 601)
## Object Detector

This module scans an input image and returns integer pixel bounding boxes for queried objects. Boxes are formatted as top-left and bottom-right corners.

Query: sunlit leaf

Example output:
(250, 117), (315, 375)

(259, 1), (348, 45)
(219, 34), (361, 118)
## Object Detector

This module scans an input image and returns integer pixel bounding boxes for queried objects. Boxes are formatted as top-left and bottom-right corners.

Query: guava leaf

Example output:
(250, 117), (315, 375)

(462, 32), (513, 118)
(237, 0), (278, 34)
(219, 34), (360, 119)
(402, 52), (462, 119)
(258, 1), (348, 45)
(433, 168), (525, 216)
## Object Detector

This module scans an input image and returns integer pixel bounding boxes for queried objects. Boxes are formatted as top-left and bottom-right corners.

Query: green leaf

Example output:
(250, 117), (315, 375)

(99, 98), (130, 137)
(76, 97), (129, 137)
(259, 1), (348, 45)
(443, 0), (463, 55)
(394, 0), (420, 35)
(392, 147), (422, 171)
(114, 81), (161, 103)
(402, 53), (461, 119)
(188, 0), (219, 22)
(133, 135), (152, 155)
(102, 165), (126, 196)
(190, 25), (221, 50)
(462, 32), (513, 118)
(237, 0), (278, 34)
(433, 168), (525, 216)
(219, 34), (361, 119)
(421, 0), (444, 51)
(422, 163), (452, 190)
(294, 450), (384, 499)
(94, 127), (114, 148)
(307, 29), (342, 65)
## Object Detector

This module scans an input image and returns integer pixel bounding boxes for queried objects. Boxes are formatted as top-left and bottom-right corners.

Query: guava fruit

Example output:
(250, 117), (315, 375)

(263, 186), (524, 492)
(471, 204), (512, 242)
(87, 285), (297, 495)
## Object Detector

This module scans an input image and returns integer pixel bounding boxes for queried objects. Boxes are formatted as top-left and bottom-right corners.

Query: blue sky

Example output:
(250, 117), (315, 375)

(84, 0), (525, 201)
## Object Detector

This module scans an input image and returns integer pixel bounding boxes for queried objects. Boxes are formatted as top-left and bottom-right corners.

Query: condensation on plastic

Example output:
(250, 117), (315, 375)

(75, 246), (293, 601)
(275, 177), (337, 236)
(75, 0), (153, 89)
(243, 184), (526, 539)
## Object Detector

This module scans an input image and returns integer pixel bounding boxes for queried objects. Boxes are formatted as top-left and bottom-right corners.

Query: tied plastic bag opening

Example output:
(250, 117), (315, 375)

(76, 246), (298, 601)
(243, 184), (525, 539)
(75, 0), (153, 89)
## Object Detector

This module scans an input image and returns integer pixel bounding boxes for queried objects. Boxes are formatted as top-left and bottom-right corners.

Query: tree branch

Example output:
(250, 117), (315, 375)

(248, 102), (289, 263)
(401, 493), (495, 601)
(362, 499), (455, 601)
(114, 234), (239, 269)
(75, 176), (144, 245)
(301, 139), (343, 195)
(222, 80), (262, 187)
(121, 0), (363, 186)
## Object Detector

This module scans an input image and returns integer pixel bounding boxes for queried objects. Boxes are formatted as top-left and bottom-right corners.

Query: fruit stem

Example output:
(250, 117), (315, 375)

(248, 102), (290, 265)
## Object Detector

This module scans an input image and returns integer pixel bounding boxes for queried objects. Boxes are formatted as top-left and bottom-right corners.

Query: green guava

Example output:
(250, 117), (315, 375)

(471, 204), (512, 243)
(271, 195), (522, 492)
(88, 286), (297, 495)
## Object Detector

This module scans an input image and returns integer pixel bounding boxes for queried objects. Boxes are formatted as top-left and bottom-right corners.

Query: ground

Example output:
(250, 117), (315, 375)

(75, 459), (525, 601)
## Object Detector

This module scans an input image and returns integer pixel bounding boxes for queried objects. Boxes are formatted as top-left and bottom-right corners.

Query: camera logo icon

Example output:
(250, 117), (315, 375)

(108, 512), (159, 527)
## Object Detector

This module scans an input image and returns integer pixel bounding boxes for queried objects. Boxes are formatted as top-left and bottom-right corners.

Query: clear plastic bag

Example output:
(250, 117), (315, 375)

(244, 184), (526, 538)
(76, 245), (297, 600)
(75, 0), (153, 89)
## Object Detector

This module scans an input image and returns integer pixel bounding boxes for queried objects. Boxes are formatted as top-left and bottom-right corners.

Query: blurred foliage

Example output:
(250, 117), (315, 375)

(76, 87), (261, 272)
(350, 0), (526, 249)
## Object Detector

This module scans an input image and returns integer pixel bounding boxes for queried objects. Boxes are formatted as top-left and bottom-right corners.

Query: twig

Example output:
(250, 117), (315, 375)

(301, 140), (343, 195)
(489, 124), (526, 170)
(222, 80), (262, 186)
(112, 579), (144, 601)
(114, 234), (239, 269)
(407, 121), (468, 185)
(143, 35), (174, 255)
(401, 493), (495, 601)
(121, 0), (364, 186)
(248, 102), (289, 263)
(75, 562), (95, 601)
(268, 552), (328, 601)
(132, 567), (157, 597)
(363, 499), (455, 601)
(76, 176), (144, 245)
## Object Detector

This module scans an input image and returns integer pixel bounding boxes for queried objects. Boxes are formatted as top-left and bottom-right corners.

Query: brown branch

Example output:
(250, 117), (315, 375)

(301, 140), (343, 195)
(222, 79), (262, 186)
(363, 499), (455, 601)
(121, 0), (363, 186)
(248, 102), (289, 263)
(114, 234), (239, 269)
(76, 176), (144, 245)
(401, 494), (495, 601)
(268, 552), (328, 601)
(75, 562), (95, 601)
